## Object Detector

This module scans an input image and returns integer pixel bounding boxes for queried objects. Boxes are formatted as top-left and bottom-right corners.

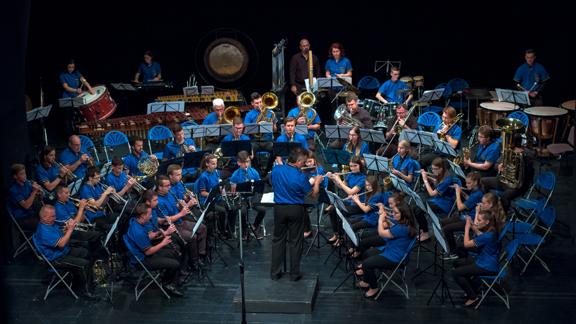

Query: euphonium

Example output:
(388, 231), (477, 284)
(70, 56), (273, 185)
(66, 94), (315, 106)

(206, 106), (240, 141)
(438, 113), (465, 141)
(295, 92), (318, 126)
(334, 104), (364, 128)
(497, 118), (524, 189)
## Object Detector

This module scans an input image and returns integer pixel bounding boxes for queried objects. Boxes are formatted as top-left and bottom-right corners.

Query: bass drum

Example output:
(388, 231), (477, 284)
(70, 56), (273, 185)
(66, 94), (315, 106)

(76, 85), (117, 122)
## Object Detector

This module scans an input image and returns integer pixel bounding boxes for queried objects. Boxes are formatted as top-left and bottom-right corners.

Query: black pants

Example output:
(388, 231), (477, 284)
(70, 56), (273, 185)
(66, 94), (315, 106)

(362, 252), (399, 289)
(109, 199), (138, 216)
(452, 257), (497, 300)
(359, 232), (387, 255)
(53, 246), (93, 293)
(482, 175), (528, 212)
(414, 201), (445, 233)
(91, 213), (119, 232)
(349, 218), (374, 233)
(440, 216), (466, 254)
(213, 201), (237, 234)
(328, 201), (364, 234)
(137, 248), (180, 285)
(15, 214), (40, 232)
(182, 205), (216, 236)
(71, 229), (107, 260)
(221, 164), (239, 180)
(241, 200), (266, 228)
(270, 204), (305, 280)
(252, 139), (274, 172)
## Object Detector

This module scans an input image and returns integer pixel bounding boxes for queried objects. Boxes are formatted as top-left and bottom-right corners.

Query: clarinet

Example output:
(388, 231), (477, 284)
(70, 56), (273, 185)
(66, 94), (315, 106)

(180, 180), (203, 213)
(157, 206), (187, 245)
(216, 170), (232, 209)
(169, 189), (198, 222)
(246, 171), (253, 210)
(149, 219), (182, 257)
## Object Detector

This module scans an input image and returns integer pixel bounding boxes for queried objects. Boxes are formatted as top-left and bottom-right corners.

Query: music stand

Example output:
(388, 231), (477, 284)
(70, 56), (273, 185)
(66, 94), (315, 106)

(447, 159), (466, 178)
(189, 200), (215, 287)
(221, 140), (252, 158)
(324, 125), (351, 140)
(322, 149), (352, 170)
(147, 101), (184, 114)
(360, 129), (386, 144)
(433, 139), (457, 157)
(245, 122), (273, 138)
(183, 86), (198, 97)
(183, 124), (206, 150)
(201, 86), (214, 95)
(420, 89), (445, 102)
(280, 124), (308, 136)
(496, 88), (530, 107)
(183, 150), (211, 170)
(363, 154), (390, 174)
(427, 224), (454, 307)
(326, 190), (348, 212)
(272, 142), (303, 158)
(27, 104), (53, 146)
(205, 124), (233, 139)
(110, 83), (136, 91)
(389, 174), (411, 193)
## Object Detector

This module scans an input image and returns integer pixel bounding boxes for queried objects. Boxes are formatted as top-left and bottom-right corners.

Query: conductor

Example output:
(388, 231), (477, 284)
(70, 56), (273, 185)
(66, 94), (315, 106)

(270, 147), (322, 282)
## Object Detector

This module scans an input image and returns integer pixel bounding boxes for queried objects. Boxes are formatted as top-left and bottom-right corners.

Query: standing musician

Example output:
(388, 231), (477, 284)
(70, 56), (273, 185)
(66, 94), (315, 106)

(387, 140), (418, 189)
(482, 133), (534, 212)
(36, 145), (70, 194)
(290, 39), (321, 95)
(202, 98), (227, 152)
(104, 157), (138, 215)
(79, 166), (119, 232)
(230, 150), (267, 240)
(413, 158), (456, 242)
(275, 117), (308, 166)
(513, 48), (550, 106)
(132, 50), (162, 83)
(419, 107), (462, 168)
(220, 117), (254, 180)
(302, 150), (328, 238)
(244, 92), (278, 173)
(125, 203), (184, 297)
(325, 43), (353, 118)
(375, 66), (412, 104)
(270, 147), (322, 281)
(287, 94), (321, 150)
(329, 93), (373, 150)
(325, 155), (367, 245)
(60, 59), (95, 137)
(8, 164), (43, 231)
(61, 135), (93, 179)
(196, 153), (237, 240)
(463, 125), (501, 177)
(376, 104), (419, 158)
(36, 205), (98, 300)
(155, 176), (207, 269)
(124, 135), (158, 188)
(162, 124), (198, 182)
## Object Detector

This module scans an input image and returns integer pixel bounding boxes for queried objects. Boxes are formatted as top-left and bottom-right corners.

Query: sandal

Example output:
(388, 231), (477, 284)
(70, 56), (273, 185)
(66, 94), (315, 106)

(328, 235), (339, 243)
(355, 269), (364, 276)
(356, 281), (370, 288)
(333, 239), (343, 247)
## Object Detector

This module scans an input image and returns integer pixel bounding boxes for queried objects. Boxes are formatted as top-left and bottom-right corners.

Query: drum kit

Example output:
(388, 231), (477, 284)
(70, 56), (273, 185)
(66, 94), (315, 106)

(76, 85), (117, 122)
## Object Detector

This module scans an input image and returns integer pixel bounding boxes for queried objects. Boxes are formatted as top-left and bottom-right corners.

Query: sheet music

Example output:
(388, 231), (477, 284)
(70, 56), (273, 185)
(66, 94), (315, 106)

(432, 225), (448, 254)
(336, 207), (358, 246)
(261, 192), (275, 204)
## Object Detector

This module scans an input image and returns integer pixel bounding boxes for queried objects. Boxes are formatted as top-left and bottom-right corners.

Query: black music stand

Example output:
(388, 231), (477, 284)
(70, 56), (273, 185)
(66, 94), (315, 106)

(496, 88), (531, 108)
(157, 150), (211, 175)
(332, 206), (363, 295)
(205, 124), (233, 140)
(147, 101), (184, 124)
(447, 159), (466, 178)
(363, 154), (390, 174)
(187, 201), (215, 287)
(412, 204), (444, 279)
(322, 149), (352, 168)
(27, 104), (53, 147)
(360, 129), (386, 145)
(399, 129), (436, 158)
(110, 83), (136, 91)
(183, 124), (206, 150)
(280, 124), (308, 136)
(245, 122), (274, 138)
(427, 224), (454, 307)
(272, 142), (303, 158)
(235, 180), (265, 245)
(433, 138), (457, 158)
(221, 140), (252, 158)
(203, 185), (234, 267)
(305, 188), (331, 256)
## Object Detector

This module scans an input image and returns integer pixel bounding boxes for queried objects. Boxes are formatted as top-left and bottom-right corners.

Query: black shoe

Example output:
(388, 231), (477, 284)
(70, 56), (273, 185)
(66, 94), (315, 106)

(82, 291), (99, 300)
(163, 284), (184, 297)
(270, 273), (281, 281)
(179, 269), (190, 277)
(176, 276), (188, 286)
(461, 298), (480, 308)
(290, 272), (302, 282)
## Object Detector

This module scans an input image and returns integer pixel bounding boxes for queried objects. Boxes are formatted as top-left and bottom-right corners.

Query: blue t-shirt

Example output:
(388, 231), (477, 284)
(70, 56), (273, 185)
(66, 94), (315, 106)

(79, 183), (105, 221)
(221, 134), (252, 165)
(475, 141), (501, 164)
(305, 166), (328, 188)
(163, 139), (196, 161)
(433, 123), (462, 152)
(377, 80), (409, 103)
(126, 218), (152, 263)
(55, 200), (78, 222)
(431, 176), (456, 213)
(8, 182), (34, 219)
(325, 58), (352, 90)
(156, 193), (182, 226)
(360, 192), (389, 227)
(244, 109), (277, 140)
(202, 112), (225, 143)
(105, 171), (128, 196)
(124, 151), (148, 177)
(276, 132), (308, 163)
(462, 189), (484, 220)
(36, 164), (61, 191)
(137, 62), (161, 83)
(230, 167), (261, 185)
(392, 154), (417, 189)
(345, 172), (366, 196)
(60, 71), (83, 98)
(36, 222), (70, 261)
(271, 164), (314, 204)
(197, 170), (221, 205)
(474, 232), (500, 272)
(343, 141), (369, 156)
(287, 107), (321, 138)
(169, 182), (188, 201)
(380, 224), (412, 264)
(513, 62), (550, 92)
(60, 148), (93, 179)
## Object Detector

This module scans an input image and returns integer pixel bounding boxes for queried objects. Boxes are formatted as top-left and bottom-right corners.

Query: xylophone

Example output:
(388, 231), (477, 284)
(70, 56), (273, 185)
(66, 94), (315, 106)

(156, 90), (245, 106)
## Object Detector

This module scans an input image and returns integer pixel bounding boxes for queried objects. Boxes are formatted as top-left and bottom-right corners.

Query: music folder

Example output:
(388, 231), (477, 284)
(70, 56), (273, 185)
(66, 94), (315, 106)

(280, 124), (308, 136)
(363, 154), (389, 173)
(322, 149), (352, 166)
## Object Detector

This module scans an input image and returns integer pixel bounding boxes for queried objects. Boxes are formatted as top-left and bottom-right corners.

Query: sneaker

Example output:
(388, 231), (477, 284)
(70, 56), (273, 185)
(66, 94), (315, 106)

(255, 226), (264, 240)
(440, 253), (458, 260)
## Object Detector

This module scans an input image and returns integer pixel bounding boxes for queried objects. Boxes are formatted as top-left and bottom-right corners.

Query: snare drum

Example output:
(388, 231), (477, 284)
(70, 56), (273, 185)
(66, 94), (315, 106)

(413, 75), (424, 87)
(76, 85), (117, 122)
(478, 101), (518, 130)
(400, 77), (413, 88)
(524, 107), (569, 142)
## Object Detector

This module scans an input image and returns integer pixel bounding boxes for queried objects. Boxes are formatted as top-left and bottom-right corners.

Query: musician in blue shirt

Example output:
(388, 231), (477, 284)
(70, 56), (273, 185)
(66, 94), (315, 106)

(60, 59), (95, 98)
(8, 164), (43, 231)
(343, 126), (370, 157)
(375, 66), (413, 104)
(161, 124), (199, 182)
(464, 125), (501, 177)
(167, 164), (213, 230)
(60, 135), (93, 179)
(105, 157), (138, 216)
(220, 117), (253, 180)
(287, 94), (321, 150)
(275, 117), (308, 165)
(389, 140), (417, 189)
(513, 49), (550, 106)
(202, 98), (227, 151)
(79, 166), (118, 232)
(133, 50), (162, 83)
(244, 92), (277, 173)
(419, 107), (462, 168)
(325, 43), (353, 117)
(36, 146), (69, 196)
(270, 147), (322, 281)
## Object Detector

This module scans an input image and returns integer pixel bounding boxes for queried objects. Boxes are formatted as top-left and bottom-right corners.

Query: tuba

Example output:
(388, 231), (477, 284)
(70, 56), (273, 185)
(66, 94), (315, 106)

(206, 106), (240, 141)
(254, 93), (277, 138)
(296, 92), (318, 126)
(497, 118), (524, 189)
(334, 104), (364, 128)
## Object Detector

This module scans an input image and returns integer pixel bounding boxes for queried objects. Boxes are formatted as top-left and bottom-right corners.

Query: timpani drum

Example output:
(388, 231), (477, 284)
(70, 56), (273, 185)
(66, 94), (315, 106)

(76, 85), (117, 122)
(478, 101), (518, 130)
(413, 76), (424, 87)
(561, 100), (575, 111)
(400, 77), (413, 88)
(524, 107), (569, 142)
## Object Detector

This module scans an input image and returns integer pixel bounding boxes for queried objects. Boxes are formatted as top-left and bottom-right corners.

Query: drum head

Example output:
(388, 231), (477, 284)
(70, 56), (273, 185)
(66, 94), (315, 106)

(525, 107), (568, 116)
(204, 37), (249, 82)
(77, 85), (106, 104)
(561, 100), (575, 110)
(400, 77), (413, 82)
(479, 101), (518, 111)
(413, 76), (424, 81)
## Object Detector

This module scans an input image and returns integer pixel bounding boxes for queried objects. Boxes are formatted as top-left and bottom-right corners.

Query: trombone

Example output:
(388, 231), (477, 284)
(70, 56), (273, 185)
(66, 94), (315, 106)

(69, 197), (105, 213)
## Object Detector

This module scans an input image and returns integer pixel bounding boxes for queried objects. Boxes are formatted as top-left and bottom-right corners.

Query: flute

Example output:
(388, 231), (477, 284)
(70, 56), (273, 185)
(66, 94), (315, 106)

(414, 170), (436, 177)
(450, 185), (472, 191)
(149, 219), (182, 257)
(157, 206), (187, 245)
(324, 171), (354, 178)
(169, 190), (199, 222)
(353, 190), (373, 198)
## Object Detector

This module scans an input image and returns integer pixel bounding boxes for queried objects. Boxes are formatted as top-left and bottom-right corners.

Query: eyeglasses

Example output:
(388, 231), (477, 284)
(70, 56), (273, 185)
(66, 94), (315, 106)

(431, 167), (441, 171)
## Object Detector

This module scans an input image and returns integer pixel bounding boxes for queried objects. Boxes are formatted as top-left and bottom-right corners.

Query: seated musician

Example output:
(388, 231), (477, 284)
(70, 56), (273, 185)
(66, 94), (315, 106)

(8, 164), (43, 231)
(60, 135), (93, 179)
(328, 93), (373, 150)
(439, 171), (484, 260)
(132, 50), (162, 83)
(287, 94), (321, 150)
(413, 158), (456, 242)
(482, 132), (535, 212)
(230, 150), (267, 240)
(376, 104), (419, 158)
(79, 166), (119, 231)
(244, 92), (278, 173)
(325, 155), (367, 245)
(347, 175), (389, 232)
(375, 66), (413, 105)
(162, 124), (198, 182)
(196, 153), (237, 240)
(463, 125), (501, 177)
(155, 175), (207, 270)
(343, 126), (369, 156)
(36, 145), (69, 195)
(125, 203), (184, 297)
(388, 140), (417, 189)
(104, 157), (138, 215)
(419, 107), (462, 168)
(125, 135), (157, 189)
(202, 98), (227, 152)
(302, 150), (328, 238)
(220, 117), (253, 180)
(36, 205), (98, 300)
(275, 117), (308, 166)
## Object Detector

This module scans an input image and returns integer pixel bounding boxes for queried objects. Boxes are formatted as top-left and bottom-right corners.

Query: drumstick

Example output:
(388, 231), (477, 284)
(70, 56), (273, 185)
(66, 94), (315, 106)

(528, 82), (538, 92)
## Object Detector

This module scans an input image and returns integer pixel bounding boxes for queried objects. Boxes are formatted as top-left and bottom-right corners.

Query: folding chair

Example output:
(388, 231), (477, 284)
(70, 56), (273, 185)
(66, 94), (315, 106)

(547, 126), (574, 180)
(6, 199), (42, 260)
(78, 134), (100, 163)
(32, 234), (79, 299)
(508, 199), (545, 235)
(123, 234), (171, 301)
(513, 172), (556, 223)
(103, 130), (131, 162)
(476, 239), (519, 309)
(515, 206), (555, 274)
(422, 83), (452, 114)
(375, 237), (417, 300)
(147, 125), (173, 159)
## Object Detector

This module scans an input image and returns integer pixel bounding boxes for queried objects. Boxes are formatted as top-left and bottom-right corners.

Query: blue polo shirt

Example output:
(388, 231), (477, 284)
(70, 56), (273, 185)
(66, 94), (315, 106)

(392, 154), (417, 189)
(305, 166), (328, 188)
(79, 183), (105, 221)
(60, 71), (83, 98)
(156, 193), (182, 226)
(377, 80), (409, 103)
(430, 176), (456, 213)
(124, 151), (148, 177)
(361, 192), (389, 227)
(345, 172), (367, 195)
(60, 148), (93, 179)
(230, 167), (261, 185)
(513, 62), (550, 91)
(474, 232), (500, 272)
(55, 200), (78, 222)
(271, 164), (314, 204)
(163, 139), (196, 161)
(433, 123), (462, 151)
(202, 112), (225, 144)
(126, 218), (152, 263)
(36, 164), (61, 191)
(380, 224), (412, 264)
(475, 141), (501, 164)
(325, 58), (352, 90)
(8, 182), (34, 219)
(276, 132), (308, 163)
(146, 211), (160, 233)
(343, 141), (369, 156)
(287, 107), (321, 138)
(170, 182), (187, 201)
(105, 171), (128, 196)
(244, 109), (277, 140)
(197, 170), (221, 205)
(137, 61), (161, 83)
(221, 134), (252, 165)
(462, 189), (484, 220)
(36, 222), (70, 261)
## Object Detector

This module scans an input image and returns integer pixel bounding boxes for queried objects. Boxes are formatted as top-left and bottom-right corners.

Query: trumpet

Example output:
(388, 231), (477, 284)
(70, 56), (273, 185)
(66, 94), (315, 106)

(80, 151), (97, 167)
(26, 180), (54, 200)
(69, 197), (105, 213)
(100, 182), (127, 204)
(56, 162), (80, 181)
(124, 173), (146, 195)
(54, 219), (93, 232)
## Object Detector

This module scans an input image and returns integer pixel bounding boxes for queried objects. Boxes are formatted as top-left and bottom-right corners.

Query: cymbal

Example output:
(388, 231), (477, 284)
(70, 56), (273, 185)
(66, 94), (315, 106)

(337, 77), (358, 93)
(395, 88), (415, 94)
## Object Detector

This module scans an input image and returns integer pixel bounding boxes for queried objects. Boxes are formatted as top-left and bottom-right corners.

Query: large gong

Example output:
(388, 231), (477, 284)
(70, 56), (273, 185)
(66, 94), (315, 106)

(204, 38), (249, 82)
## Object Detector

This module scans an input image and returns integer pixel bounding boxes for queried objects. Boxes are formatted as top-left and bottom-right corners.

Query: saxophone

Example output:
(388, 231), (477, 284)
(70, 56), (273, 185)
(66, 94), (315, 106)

(93, 259), (108, 287)
(455, 141), (479, 170)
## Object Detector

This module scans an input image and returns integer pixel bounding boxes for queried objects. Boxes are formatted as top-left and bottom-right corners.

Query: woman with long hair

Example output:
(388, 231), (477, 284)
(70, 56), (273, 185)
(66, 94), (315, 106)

(343, 126), (369, 156)
(36, 145), (69, 194)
